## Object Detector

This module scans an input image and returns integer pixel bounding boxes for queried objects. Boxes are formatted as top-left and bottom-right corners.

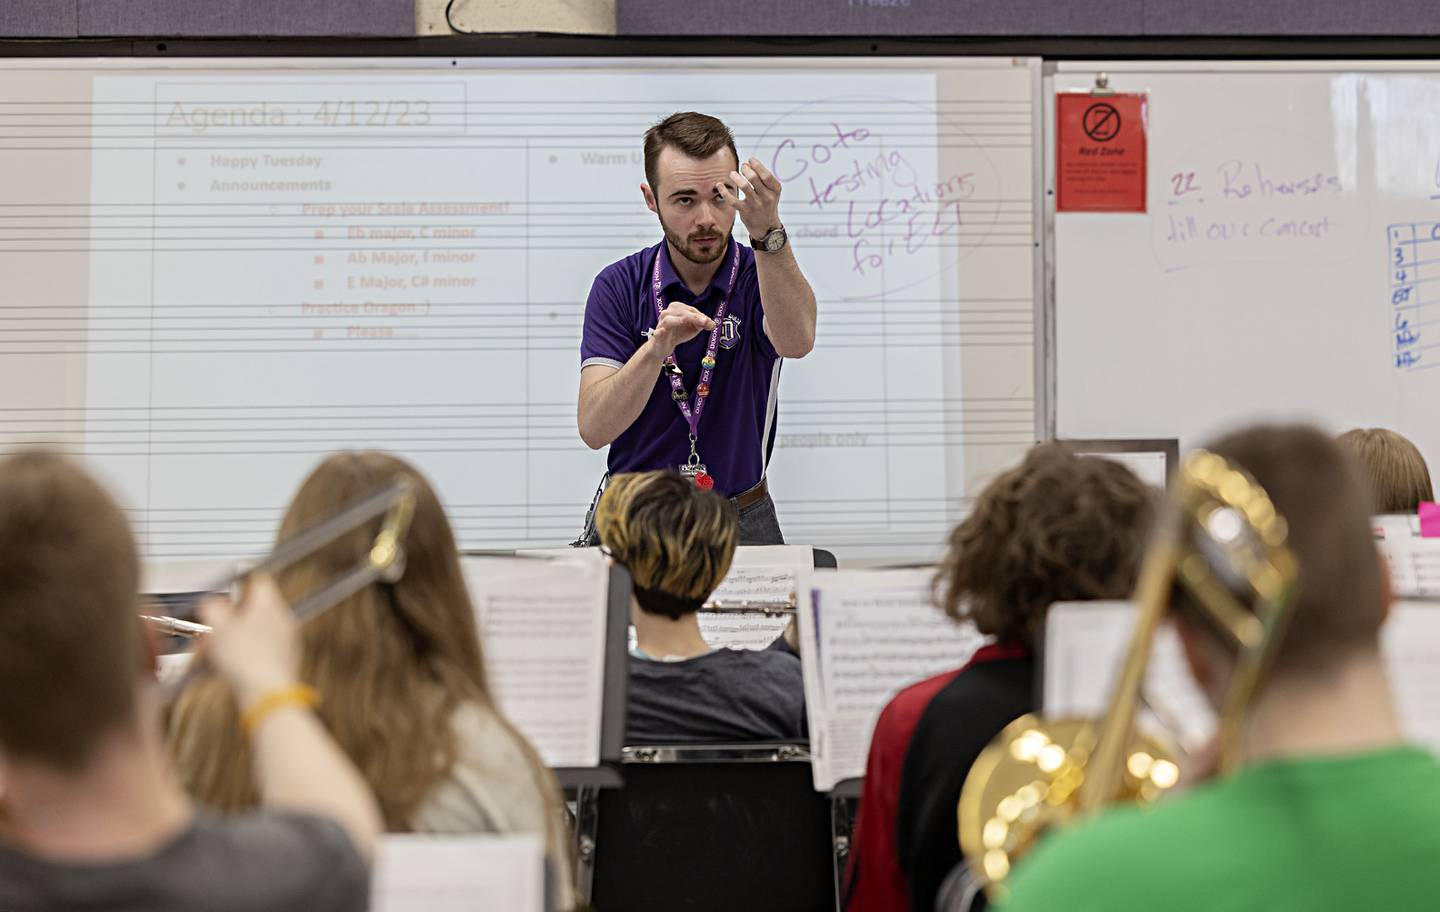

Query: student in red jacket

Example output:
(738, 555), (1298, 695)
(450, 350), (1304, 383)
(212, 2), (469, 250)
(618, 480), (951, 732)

(843, 443), (1155, 911)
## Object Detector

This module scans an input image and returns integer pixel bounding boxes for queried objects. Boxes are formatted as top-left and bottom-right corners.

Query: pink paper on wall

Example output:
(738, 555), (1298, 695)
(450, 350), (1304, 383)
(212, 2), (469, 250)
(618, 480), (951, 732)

(1420, 502), (1440, 538)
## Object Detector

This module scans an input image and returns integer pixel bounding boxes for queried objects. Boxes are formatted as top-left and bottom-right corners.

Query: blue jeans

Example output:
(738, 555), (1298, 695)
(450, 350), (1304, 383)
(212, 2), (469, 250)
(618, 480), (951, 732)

(736, 491), (785, 545)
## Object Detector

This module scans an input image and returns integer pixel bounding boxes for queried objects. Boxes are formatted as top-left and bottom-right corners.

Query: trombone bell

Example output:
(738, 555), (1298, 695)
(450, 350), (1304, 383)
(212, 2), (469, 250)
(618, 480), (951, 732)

(958, 716), (1180, 901)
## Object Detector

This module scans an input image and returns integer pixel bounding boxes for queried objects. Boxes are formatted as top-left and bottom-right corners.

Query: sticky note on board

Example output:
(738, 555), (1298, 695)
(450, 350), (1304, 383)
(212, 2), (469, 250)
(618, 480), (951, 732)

(1421, 502), (1440, 538)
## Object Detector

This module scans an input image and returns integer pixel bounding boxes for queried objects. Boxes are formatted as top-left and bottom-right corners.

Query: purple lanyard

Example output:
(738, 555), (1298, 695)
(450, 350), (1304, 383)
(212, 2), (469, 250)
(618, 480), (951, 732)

(650, 240), (741, 440)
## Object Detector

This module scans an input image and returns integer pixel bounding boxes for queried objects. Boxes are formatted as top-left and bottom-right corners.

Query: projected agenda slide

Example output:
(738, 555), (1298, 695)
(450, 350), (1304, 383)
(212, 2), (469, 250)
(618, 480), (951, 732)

(0, 59), (1038, 560)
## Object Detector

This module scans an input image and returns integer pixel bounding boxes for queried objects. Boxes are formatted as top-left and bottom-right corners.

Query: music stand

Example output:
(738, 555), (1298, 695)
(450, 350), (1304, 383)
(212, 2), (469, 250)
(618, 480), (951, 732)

(552, 563), (629, 790)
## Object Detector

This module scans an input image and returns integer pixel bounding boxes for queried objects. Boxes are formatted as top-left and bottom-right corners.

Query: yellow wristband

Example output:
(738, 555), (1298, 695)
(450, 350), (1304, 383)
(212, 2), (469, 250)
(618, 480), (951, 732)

(241, 684), (319, 736)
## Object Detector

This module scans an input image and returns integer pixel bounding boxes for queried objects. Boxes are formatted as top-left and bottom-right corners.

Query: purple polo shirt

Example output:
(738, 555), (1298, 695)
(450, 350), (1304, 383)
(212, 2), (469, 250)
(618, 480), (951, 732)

(581, 238), (781, 497)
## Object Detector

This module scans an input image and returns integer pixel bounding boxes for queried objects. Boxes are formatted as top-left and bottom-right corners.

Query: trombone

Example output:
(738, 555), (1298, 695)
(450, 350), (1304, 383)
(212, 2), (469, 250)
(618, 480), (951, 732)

(956, 449), (1299, 901)
(142, 479), (417, 648)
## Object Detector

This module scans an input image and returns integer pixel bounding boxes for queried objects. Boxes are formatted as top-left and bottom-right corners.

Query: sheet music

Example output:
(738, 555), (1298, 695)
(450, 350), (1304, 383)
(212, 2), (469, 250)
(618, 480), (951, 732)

(707, 567), (796, 607)
(1042, 602), (1129, 714)
(1045, 600), (1440, 758)
(699, 545), (813, 649)
(1379, 536), (1440, 597)
(1416, 546), (1440, 596)
(1382, 600), (1440, 755)
(462, 555), (609, 769)
(798, 568), (984, 791)
(707, 545), (814, 603)
(1043, 601), (1217, 754)
(373, 834), (544, 912)
(698, 614), (793, 651)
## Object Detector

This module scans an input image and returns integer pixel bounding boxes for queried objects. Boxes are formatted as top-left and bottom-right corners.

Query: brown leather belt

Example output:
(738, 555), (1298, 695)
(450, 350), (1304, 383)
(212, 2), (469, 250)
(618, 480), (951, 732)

(732, 477), (769, 511)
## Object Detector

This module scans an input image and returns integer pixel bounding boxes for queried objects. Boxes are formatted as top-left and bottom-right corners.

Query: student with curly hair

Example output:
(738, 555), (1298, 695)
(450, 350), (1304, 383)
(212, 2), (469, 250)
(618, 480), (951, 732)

(843, 444), (1155, 912)
(594, 470), (805, 744)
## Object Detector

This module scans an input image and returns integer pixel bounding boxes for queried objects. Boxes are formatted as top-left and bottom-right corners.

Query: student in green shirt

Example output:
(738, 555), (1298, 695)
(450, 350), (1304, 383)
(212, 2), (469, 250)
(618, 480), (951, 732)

(1002, 423), (1440, 912)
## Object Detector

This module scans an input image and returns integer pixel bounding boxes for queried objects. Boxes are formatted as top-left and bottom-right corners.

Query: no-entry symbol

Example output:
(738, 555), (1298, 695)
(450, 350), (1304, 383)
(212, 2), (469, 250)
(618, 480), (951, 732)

(1082, 102), (1121, 142)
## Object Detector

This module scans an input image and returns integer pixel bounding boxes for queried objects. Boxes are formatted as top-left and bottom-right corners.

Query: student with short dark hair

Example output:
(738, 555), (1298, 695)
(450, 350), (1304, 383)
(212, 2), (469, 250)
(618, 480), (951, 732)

(0, 451), (380, 912)
(1337, 426), (1434, 513)
(851, 444), (1154, 912)
(1004, 424), (1440, 912)
(595, 470), (804, 744)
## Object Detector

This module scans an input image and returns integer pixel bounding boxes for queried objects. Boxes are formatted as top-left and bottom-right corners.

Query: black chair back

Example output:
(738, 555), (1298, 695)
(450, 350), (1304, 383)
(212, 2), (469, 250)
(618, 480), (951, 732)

(587, 745), (835, 912)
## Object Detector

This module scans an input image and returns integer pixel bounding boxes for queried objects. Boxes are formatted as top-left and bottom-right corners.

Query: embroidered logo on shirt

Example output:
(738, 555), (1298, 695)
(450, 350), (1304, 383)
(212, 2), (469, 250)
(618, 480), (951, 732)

(719, 314), (742, 350)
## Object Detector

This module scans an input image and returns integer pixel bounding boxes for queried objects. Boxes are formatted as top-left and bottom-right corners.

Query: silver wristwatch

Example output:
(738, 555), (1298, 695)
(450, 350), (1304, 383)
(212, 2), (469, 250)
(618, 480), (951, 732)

(753, 225), (788, 254)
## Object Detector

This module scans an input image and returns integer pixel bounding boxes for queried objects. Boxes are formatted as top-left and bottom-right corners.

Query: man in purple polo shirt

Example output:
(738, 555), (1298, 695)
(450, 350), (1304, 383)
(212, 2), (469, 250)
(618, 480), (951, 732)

(577, 112), (817, 545)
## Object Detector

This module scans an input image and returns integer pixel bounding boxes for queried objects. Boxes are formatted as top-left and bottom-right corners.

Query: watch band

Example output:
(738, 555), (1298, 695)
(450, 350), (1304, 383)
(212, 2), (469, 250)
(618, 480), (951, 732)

(755, 226), (787, 253)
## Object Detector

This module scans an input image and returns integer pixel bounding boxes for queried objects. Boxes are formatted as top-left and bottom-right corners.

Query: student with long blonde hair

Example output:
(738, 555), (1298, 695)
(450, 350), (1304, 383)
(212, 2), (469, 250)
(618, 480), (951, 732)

(167, 452), (571, 899)
(0, 451), (381, 912)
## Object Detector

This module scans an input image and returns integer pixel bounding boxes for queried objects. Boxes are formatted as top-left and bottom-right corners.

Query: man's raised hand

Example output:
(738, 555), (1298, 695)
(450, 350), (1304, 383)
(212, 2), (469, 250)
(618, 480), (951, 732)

(717, 157), (783, 237)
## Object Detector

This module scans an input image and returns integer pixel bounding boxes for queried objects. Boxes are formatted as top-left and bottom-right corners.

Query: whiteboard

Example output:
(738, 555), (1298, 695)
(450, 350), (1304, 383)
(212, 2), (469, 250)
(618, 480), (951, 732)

(1051, 62), (1440, 471)
(0, 56), (1041, 562)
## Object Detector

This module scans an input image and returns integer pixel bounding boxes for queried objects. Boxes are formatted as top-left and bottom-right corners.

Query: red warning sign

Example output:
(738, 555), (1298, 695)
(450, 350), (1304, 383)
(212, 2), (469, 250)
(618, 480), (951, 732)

(1057, 93), (1147, 213)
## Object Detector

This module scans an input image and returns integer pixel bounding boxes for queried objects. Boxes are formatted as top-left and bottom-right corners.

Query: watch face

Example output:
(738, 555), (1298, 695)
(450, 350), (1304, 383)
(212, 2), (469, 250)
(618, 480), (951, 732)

(762, 228), (786, 251)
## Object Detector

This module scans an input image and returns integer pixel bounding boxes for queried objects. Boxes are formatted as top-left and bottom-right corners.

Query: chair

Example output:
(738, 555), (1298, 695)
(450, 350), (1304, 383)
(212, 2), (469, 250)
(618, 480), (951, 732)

(575, 744), (837, 912)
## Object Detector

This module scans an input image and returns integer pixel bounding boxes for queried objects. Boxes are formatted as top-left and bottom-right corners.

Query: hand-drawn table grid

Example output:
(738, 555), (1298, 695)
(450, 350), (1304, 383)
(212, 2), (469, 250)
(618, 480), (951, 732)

(1388, 223), (1439, 373)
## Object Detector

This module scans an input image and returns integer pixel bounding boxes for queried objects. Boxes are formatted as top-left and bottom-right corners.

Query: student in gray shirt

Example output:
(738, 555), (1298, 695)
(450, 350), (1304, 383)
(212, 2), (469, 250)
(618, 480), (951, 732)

(594, 470), (805, 744)
(0, 451), (382, 912)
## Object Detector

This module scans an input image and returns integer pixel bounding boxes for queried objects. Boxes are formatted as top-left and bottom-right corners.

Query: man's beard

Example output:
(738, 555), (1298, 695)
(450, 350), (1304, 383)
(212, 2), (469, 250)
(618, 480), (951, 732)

(661, 217), (727, 265)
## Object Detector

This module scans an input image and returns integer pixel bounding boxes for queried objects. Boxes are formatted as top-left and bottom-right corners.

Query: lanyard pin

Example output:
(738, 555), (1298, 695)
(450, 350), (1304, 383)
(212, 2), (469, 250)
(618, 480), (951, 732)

(641, 329), (683, 375)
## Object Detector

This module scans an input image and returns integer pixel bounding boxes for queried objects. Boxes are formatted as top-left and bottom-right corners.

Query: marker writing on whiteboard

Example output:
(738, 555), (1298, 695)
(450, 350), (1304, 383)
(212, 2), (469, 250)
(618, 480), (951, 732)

(1388, 222), (1426, 372)
(767, 120), (978, 278)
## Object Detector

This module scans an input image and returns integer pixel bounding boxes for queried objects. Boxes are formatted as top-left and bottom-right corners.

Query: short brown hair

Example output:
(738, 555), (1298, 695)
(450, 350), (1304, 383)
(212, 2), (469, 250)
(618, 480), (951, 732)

(933, 444), (1155, 650)
(0, 451), (140, 768)
(1336, 427), (1434, 513)
(595, 471), (738, 619)
(643, 112), (739, 194)
(1206, 424), (1385, 677)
